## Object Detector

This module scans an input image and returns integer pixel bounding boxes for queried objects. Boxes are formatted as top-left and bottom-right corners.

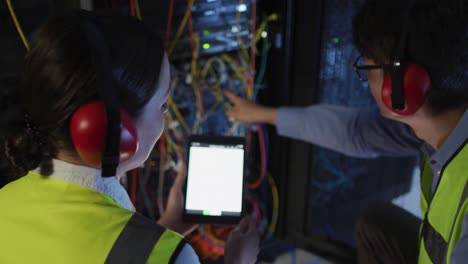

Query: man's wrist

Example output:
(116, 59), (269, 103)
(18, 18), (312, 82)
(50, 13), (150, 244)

(261, 107), (277, 125)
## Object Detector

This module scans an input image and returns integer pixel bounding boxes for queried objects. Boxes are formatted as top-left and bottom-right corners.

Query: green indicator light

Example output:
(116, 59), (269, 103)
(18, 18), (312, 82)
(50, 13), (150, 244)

(203, 30), (210, 36)
(203, 43), (211, 49)
(332, 37), (340, 44)
(203, 210), (210, 216)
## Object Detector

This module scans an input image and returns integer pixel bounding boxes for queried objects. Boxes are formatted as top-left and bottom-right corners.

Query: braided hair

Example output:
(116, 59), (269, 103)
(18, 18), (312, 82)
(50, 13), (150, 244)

(0, 76), (54, 187)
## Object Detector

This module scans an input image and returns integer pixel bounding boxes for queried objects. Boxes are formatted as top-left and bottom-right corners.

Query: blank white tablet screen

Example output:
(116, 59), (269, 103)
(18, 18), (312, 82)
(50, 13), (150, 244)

(186, 143), (244, 216)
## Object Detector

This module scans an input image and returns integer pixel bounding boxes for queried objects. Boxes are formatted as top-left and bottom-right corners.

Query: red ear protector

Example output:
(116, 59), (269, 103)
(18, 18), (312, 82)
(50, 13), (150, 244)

(69, 13), (139, 177)
(381, 63), (431, 115)
(70, 101), (138, 168)
(380, 0), (431, 115)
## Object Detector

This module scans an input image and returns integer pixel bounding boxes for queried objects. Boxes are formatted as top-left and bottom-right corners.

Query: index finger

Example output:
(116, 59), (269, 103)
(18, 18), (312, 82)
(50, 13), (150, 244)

(223, 90), (241, 104)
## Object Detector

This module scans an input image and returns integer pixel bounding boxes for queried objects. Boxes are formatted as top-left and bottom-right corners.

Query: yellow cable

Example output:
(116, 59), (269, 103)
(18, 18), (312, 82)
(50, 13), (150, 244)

(254, 21), (266, 43)
(165, 114), (184, 159)
(267, 13), (279, 21)
(200, 57), (232, 114)
(201, 57), (227, 79)
(167, 97), (190, 133)
(237, 52), (252, 96)
(135, 0), (142, 20)
(165, 131), (173, 154)
(254, 14), (279, 43)
(162, 116), (172, 155)
(220, 54), (248, 87)
(167, 0), (193, 56)
(201, 57), (215, 78)
(191, 33), (202, 135)
(267, 173), (279, 236)
(6, 0), (29, 50)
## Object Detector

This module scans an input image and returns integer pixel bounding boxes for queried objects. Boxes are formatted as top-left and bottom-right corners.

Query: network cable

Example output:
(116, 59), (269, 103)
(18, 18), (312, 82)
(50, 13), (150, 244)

(6, 0), (29, 50)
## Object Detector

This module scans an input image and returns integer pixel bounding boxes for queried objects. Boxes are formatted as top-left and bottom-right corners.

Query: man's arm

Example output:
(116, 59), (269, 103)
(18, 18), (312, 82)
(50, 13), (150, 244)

(276, 104), (425, 158)
(224, 91), (426, 158)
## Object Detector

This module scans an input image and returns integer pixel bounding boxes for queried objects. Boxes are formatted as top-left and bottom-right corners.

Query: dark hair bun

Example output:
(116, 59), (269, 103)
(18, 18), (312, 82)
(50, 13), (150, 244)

(0, 76), (52, 187)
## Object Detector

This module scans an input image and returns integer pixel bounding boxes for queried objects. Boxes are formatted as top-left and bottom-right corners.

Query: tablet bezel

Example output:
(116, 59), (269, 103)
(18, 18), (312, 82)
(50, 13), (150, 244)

(183, 135), (245, 225)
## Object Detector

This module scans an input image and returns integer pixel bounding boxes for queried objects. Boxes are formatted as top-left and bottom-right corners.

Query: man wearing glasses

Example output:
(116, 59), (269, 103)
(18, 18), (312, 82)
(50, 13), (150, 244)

(225, 0), (467, 263)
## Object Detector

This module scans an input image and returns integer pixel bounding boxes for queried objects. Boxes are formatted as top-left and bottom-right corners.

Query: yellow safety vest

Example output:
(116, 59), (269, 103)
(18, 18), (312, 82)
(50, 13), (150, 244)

(419, 142), (468, 263)
(0, 172), (185, 263)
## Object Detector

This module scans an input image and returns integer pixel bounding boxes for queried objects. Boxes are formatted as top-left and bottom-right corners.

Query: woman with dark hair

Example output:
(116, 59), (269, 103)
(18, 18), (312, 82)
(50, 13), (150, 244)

(0, 11), (259, 263)
(225, 0), (467, 263)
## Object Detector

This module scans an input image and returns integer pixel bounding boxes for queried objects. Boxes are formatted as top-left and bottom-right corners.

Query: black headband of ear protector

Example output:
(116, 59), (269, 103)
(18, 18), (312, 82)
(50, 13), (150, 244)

(79, 12), (121, 177)
(390, 0), (418, 110)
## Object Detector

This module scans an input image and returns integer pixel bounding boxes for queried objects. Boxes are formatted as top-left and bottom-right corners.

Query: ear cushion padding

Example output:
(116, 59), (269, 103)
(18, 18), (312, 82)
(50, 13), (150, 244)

(70, 101), (138, 167)
(382, 63), (431, 115)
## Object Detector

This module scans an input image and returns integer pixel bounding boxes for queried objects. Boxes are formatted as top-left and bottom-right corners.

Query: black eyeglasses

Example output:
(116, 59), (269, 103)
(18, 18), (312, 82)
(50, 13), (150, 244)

(353, 55), (395, 82)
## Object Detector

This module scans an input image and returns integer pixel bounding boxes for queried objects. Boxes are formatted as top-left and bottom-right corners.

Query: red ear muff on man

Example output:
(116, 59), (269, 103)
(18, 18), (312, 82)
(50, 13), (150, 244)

(70, 101), (139, 167)
(381, 63), (431, 115)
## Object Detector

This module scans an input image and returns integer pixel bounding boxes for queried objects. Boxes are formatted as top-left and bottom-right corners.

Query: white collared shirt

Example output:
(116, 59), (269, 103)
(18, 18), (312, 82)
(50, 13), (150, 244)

(41, 159), (135, 211)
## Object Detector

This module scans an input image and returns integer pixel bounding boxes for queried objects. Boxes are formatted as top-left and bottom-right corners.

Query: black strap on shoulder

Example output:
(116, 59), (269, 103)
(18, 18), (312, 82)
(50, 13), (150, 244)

(168, 239), (188, 264)
(421, 217), (448, 264)
(105, 213), (165, 264)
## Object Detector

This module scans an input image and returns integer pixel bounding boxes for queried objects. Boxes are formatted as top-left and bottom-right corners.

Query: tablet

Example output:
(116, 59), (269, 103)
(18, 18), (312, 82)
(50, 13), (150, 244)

(183, 135), (245, 225)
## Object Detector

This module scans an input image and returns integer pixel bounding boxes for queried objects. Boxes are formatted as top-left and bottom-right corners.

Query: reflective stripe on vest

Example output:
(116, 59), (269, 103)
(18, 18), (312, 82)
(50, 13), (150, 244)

(421, 217), (447, 263)
(106, 213), (176, 264)
(419, 142), (468, 264)
(421, 182), (468, 264)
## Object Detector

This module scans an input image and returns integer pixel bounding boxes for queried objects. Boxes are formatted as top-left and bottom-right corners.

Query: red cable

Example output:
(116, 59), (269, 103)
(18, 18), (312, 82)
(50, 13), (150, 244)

(165, 0), (175, 48)
(187, 0), (195, 53)
(247, 124), (266, 189)
(246, 128), (252, 157)
(130, 0), (135, 17)
(246, 195), (262, 224)
(157, 133), (166, 213)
